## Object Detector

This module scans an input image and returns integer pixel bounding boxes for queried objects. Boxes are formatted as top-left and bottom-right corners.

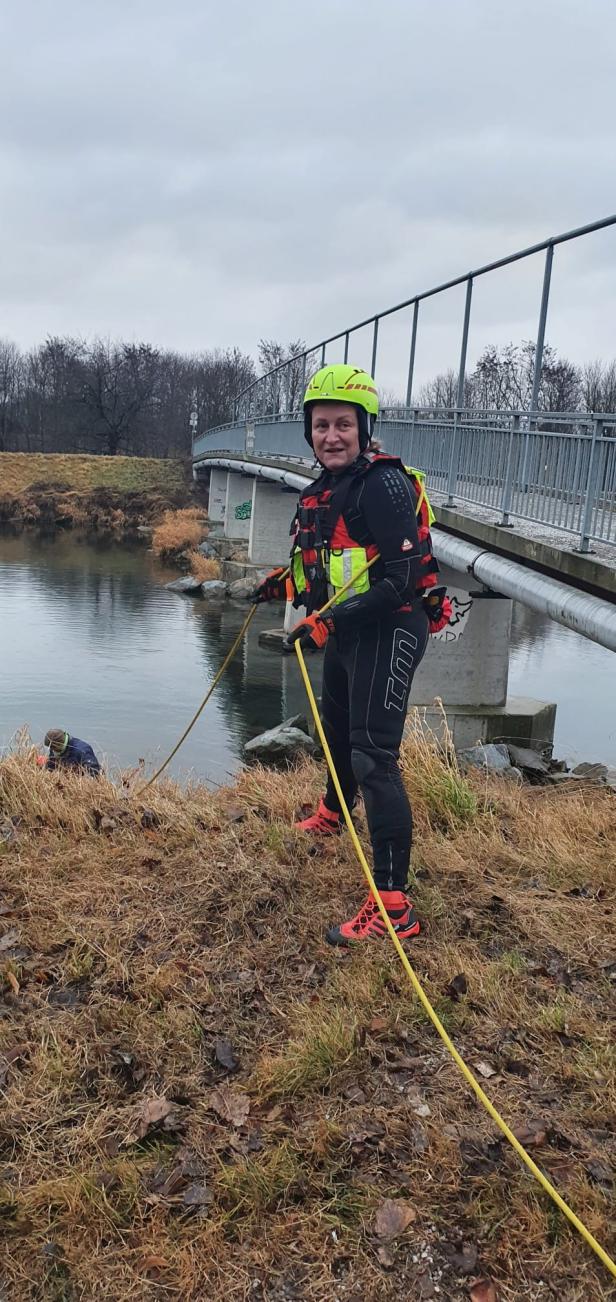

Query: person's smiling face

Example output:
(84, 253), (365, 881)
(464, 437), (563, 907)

(311, 402), (360, 472)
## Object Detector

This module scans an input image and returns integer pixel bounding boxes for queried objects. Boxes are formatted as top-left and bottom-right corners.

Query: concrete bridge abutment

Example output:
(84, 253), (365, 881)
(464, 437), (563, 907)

(205, 467), (228, 527)
(224, 475), (253, 540)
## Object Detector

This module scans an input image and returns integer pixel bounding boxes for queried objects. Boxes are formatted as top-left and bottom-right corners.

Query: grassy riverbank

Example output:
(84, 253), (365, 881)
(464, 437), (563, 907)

(0, 453), (193, 534)
(0, 737), (614, 1300)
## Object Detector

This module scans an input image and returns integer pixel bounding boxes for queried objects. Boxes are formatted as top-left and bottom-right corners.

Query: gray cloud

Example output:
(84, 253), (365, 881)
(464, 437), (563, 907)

(1, 0), (615, 392)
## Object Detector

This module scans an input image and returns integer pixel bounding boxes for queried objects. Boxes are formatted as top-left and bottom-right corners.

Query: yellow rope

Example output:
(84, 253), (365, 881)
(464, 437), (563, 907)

(135, 564), (291, 794)
(135, 556), (382, 796)
(294, 640), (616, 1281)
(135, 603), (259, 795)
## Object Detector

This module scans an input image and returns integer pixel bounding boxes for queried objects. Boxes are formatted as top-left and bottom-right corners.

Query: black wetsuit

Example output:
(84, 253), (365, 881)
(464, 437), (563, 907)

(317, 458), (430, 891)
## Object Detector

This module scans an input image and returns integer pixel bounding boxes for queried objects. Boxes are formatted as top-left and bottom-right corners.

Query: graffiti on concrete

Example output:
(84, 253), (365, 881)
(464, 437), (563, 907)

(432, 590), (473, 642)
(234, 501), (252, 521)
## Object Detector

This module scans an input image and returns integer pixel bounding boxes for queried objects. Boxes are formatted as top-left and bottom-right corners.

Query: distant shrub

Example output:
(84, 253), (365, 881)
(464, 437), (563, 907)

(152, 507), (207, 558)
(186, 550), (222, 582)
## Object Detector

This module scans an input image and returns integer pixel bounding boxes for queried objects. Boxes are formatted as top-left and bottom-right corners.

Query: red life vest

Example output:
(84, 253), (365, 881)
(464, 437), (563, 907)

(289, 452), (439, 614)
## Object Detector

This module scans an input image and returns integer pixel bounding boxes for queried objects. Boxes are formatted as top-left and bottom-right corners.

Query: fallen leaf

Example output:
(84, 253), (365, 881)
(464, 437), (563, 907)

(369, 1017), (389, 1034)
(504, 1057), (530, 1079)
(459, 1138), (503, 1175)
(182, 1181), (212, 1207)
(586, 1158), (613, 1190)
(47, 985), (83, 1009)
(265, 1103), (283, 1123)
(513, 1119), (548, 1147)
(42, 1241), (64, 1261)
(150, 1150), (202, 1196)
(99, 816), (116, 833)
(5, 971), (19, 996)
(349, 1120), (386, 1145)
(214, 1037), (239, 1073)
(445, 972), (468, 1000)
(223, 805), (245, 824)
(417, 1271), (436, 1299)
(376, 1244), (396, 1268)
(141, 1255), (169, 1275)
(444, 1241), (478, 1275)
(390, 1052), (424, 1072)
(0, 1044), (26, 1085)
(469, 1278), (498, 1302)
(136, 1097), (173, 1138)
(208, 1084), (250, 1127)
(0, 930), (20, 954)
(373, 1197), (417, 1240)
(474, 1061), (497, 1079)
(342, 1083), (367, 1104)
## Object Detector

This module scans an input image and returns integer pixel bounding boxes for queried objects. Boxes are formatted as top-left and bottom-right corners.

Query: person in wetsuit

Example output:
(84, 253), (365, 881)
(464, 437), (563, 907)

(254, 364), (451, 944)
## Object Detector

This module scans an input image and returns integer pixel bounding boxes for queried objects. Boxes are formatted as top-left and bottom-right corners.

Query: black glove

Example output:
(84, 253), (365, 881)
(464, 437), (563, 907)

(423, 585), (453, 634)
(252, 567), (287, 604)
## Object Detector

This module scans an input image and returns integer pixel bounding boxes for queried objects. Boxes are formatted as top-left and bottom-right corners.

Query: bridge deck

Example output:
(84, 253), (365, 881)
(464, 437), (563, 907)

(193, 449), (616, 600)
(429, 493), (616, 598)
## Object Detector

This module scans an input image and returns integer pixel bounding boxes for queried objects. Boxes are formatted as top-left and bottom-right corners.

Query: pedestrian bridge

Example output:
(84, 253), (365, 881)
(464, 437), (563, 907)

(194, 214), (616, 604)
(191, 216), (616, 748)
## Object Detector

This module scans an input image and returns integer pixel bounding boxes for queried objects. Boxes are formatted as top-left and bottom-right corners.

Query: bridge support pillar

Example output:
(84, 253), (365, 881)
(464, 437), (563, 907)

(248, 479), (294, 567)
(224, 473), (252, 540)
(207, 468), (228, 527)
(412, 563), (556, 750)
(414, 564), (511, 709)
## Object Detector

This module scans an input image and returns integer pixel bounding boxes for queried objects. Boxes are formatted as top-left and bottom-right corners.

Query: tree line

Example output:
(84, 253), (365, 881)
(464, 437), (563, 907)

(416, 341), (616, 415)
(0, 337), (257, 458)
(1, 333), (615, 459)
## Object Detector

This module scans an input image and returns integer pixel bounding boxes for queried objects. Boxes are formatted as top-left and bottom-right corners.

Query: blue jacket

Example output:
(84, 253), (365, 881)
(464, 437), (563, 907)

(47, 735), (101, 776)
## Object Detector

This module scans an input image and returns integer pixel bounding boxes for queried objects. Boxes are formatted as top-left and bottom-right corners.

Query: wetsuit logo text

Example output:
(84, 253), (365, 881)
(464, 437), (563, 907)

(384, 629), (418, 711)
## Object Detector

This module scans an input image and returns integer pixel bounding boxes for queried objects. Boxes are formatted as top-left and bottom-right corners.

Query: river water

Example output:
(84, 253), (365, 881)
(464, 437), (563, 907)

(0, 533), (614, 780)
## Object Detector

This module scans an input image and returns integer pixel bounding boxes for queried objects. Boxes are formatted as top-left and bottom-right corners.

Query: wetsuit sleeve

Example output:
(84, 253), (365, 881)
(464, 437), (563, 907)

(330, 464), (422, 634)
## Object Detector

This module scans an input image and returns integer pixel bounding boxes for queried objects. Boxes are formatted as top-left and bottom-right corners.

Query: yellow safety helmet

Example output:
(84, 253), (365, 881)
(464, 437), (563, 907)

(303, 364), (379, 451)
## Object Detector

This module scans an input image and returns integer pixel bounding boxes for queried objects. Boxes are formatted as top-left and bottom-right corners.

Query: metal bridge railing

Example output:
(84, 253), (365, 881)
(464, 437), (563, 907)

(193, 213), (616, 553)
(229, 213), (616, 431)
(193, 408), (616, 552)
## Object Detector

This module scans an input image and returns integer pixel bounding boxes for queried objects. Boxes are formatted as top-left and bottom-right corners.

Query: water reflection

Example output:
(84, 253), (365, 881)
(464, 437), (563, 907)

(508, 602), (615, 767)
(0, 532), (614, 778)
(0, 532), (321, 784)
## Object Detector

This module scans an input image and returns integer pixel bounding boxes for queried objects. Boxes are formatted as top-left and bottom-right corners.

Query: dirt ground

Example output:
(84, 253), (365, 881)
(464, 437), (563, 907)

(0, 738), (614, 1300)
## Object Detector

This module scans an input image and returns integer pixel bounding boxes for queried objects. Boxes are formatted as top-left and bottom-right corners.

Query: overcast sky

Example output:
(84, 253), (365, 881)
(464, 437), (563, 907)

(1, 0), (615, 392)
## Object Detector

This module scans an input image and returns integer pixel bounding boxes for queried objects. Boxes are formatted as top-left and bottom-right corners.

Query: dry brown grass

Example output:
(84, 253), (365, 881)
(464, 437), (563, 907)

(151, 507), (208, 560)
(0, 736), (614, 1300)
(185, 549), (222, 583)
(0, 452), (186, 497)
(0, 454), (194, 538)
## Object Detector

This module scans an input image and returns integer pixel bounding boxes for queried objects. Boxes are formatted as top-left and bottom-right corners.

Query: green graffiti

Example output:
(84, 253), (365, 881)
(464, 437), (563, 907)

(234, 501), (252, 521)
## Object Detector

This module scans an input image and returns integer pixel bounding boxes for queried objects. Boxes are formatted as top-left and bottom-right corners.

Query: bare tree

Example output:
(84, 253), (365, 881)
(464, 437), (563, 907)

(194, 347), (256, 432)
(417, 368), (459, 410)
(0, 339), (23, 452)
(77, 340), (160, 456)
(258, 338), (306, 414)
(581, 359), (616, 413)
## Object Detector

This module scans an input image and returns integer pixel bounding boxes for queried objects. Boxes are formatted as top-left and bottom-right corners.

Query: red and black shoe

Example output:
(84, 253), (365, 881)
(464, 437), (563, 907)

(326, 890), (420, 946)
(295, 798), (342, 837)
